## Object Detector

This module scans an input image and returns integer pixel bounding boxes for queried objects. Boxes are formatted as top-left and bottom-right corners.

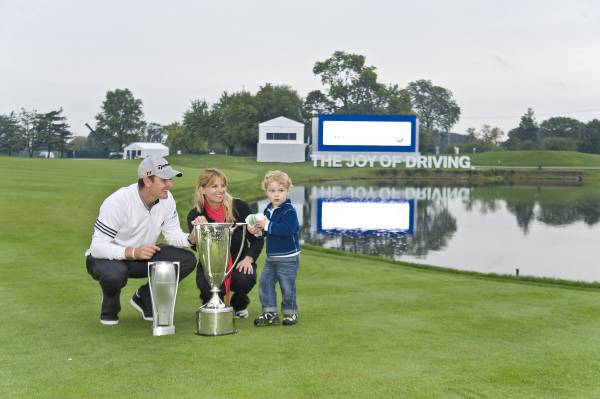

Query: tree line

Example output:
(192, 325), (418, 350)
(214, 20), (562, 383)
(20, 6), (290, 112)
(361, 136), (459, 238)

(460, 108), (600, 154)
(0, 108), (72, 157)
(2, 50), (599, 157)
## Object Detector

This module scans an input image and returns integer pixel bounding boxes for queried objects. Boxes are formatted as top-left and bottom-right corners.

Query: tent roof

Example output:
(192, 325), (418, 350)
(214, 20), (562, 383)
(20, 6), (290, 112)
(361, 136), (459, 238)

(259, 116), (303, 127)
(124, 142), (168, 150)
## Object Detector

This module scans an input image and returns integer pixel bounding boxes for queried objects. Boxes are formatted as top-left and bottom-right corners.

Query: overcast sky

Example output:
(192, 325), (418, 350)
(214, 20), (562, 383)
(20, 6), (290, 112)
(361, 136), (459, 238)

(2, 0), (600, 136)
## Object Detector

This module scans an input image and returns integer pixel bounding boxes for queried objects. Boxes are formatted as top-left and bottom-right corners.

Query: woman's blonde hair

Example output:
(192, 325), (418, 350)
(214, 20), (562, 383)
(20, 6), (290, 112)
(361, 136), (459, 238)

(194, 168), (236, 223)
(262, 170), (293, 191)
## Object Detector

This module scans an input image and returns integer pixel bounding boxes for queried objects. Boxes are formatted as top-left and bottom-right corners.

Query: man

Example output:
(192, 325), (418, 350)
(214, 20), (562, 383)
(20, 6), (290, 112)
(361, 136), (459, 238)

(85, 156), (197, 326)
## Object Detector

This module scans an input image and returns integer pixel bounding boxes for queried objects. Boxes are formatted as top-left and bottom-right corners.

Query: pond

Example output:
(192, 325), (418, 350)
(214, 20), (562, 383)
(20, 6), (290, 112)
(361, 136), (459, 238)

(252, 181), (600, 283)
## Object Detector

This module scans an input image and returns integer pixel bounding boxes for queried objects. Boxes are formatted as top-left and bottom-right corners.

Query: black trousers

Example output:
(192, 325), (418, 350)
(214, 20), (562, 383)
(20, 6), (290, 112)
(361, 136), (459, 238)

(196, 262), (257, 312)
(86, 245), (196, 317)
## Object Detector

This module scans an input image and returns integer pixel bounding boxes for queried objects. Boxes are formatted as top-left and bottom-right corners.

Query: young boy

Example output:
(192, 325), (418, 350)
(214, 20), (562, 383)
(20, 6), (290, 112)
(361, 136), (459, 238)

(251, 170), (300, 326)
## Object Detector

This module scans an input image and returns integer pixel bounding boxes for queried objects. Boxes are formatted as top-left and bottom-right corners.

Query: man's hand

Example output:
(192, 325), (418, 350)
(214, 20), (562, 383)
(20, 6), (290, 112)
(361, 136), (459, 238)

(133, 244), (161, 260)
(236, 256), (254, 275)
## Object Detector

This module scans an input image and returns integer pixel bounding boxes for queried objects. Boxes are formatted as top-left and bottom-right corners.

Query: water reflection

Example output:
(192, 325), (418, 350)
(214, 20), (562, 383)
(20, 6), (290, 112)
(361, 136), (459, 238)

(251, 182), (600, 282)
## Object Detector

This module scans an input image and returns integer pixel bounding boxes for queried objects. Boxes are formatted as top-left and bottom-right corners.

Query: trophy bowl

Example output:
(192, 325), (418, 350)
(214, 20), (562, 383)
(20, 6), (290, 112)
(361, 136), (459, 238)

(194, 222), (246, 336)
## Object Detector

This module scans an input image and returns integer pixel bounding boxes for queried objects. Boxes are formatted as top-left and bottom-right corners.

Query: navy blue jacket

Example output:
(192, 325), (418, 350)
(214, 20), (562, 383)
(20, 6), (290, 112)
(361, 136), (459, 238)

(263, 199), (300, 256)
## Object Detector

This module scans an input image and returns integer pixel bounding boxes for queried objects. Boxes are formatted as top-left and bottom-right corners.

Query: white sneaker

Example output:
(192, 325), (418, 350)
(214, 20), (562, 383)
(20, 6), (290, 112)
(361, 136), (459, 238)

(100, 318), (119, 326)
(234, 309), (249, 319)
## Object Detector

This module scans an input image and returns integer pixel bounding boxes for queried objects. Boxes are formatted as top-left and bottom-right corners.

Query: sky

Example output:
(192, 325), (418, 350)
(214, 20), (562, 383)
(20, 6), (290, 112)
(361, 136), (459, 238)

(2, 0), (600, 137)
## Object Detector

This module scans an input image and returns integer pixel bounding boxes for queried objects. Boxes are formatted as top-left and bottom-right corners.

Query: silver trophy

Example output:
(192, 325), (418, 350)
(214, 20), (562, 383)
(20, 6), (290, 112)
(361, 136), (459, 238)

(148, 261), (180, 336)
(195, 223), (246, 336)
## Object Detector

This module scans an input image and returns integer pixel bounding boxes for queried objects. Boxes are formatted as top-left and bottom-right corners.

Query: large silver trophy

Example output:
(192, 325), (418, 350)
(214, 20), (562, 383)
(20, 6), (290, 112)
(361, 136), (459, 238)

(195, 223), (246, 336)
(148, 261), (180, 336)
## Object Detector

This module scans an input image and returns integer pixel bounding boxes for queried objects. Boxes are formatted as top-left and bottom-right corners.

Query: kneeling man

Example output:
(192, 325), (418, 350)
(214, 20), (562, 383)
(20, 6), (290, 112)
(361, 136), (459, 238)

(85, 156), (196, 325)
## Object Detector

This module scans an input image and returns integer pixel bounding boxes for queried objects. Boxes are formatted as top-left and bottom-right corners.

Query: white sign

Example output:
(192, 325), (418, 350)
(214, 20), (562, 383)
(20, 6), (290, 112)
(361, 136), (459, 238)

(322, 120), (413, 147)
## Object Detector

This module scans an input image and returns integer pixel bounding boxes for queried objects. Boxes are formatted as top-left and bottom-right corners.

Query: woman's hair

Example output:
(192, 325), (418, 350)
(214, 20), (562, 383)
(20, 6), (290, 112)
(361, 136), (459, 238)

(262, 170), (293, 191)
(195, 168), (236, 223)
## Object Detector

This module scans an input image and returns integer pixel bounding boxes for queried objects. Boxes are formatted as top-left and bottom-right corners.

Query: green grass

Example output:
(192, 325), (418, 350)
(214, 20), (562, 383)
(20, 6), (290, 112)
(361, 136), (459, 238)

(2, 156), (600, 398)
(471, 150), (600, 167)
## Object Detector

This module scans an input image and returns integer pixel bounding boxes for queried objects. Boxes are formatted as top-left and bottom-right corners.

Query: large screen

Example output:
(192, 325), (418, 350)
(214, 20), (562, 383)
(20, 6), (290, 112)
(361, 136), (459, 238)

(316, 198), (414, 235)
(317, 114), (417, 152)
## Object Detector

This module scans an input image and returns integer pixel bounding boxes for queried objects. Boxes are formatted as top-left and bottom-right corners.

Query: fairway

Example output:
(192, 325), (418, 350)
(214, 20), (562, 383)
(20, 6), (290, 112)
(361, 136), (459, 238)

(2, 156), (600, 398)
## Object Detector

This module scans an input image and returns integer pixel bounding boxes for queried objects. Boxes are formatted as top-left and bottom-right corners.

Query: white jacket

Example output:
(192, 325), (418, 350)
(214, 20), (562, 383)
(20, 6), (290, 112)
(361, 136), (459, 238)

(86, 183), (189, 260)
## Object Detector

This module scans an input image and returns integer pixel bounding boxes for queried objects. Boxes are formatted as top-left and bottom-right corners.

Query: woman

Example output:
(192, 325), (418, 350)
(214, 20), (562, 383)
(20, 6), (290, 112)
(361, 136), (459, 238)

(187, 168), (264, 318)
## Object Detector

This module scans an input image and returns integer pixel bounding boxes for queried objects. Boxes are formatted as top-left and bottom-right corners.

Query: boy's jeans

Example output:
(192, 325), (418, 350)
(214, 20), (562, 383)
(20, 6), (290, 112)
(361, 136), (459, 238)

(259, 254), (300, 315)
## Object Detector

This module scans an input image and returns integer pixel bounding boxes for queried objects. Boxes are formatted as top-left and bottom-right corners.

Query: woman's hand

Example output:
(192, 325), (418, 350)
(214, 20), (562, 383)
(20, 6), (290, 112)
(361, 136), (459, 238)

(191, 216), (208, 225)
(236, 256), (254, 275)
(247, 225), (262, 236)
(254, 218), (266, 229)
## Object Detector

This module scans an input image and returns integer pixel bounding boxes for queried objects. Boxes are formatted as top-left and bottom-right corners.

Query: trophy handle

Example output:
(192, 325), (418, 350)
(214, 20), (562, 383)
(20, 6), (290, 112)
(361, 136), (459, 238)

(194, 223), (202, 246)
(224, 223), (247, 279)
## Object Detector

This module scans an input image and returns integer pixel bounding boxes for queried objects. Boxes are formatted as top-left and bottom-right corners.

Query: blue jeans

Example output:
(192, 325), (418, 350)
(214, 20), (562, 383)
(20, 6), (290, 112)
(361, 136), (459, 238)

(259, 255), (300, 315)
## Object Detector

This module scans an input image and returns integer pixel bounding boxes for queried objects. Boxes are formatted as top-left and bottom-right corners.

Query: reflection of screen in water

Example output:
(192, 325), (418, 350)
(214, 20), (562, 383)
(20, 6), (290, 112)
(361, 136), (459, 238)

(317, 199), (414, 234)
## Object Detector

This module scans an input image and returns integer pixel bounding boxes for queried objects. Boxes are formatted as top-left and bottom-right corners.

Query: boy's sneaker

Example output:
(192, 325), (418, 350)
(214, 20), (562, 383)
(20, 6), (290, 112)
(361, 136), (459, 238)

(130, 290), (153, 321)
(234, 309), (249, 319)
(100, 314), (119, 326)
(282, 314), (298, 326)
(254, 312), (279, 326)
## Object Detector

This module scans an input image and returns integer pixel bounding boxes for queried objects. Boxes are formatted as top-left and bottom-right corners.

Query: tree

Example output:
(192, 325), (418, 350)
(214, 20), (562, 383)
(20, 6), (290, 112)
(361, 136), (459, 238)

(308, 51), (412, 116)
(0, 112), (25, 156)
(178, 100), (212, 153)
(165, 122), (190, 154)
(578, 119), (600, 154)
(383, 84), (412, 115)
(303, 90), (336, 117)
(539, 117), (583, 140)
(68, 136), (88, 151)
(406, 79), (461, 152)
(93, 88), (146, 150)
(20, 109), (39, 157)
(463, 125), (504, 152)
(504, 108), (540, 150)
(145, 122), (166, 143)
(255, 83), (303, 123)
(479, 125), (504, 146)
(212, 91), (258, 155)
(538, 116), (582, 151)
(36, 108), (72, 158)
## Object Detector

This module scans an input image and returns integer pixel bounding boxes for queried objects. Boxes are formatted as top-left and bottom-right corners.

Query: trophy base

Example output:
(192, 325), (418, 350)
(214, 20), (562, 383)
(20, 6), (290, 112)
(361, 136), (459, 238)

(152, 325), (175, 336)
(196, 306), (236, 336)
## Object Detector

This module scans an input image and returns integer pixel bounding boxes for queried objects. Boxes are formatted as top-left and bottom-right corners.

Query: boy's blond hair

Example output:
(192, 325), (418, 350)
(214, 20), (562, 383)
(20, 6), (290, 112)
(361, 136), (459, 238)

(262, 170), (293, 191)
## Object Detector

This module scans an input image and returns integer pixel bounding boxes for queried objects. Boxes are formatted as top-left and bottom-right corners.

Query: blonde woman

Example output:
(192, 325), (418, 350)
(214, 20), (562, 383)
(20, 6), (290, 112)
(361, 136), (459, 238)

(187, 168), (264, 318)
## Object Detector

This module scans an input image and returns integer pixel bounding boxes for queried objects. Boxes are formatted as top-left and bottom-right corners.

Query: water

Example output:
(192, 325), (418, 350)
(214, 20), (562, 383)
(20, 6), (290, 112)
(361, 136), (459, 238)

(252, 182), (600, 283)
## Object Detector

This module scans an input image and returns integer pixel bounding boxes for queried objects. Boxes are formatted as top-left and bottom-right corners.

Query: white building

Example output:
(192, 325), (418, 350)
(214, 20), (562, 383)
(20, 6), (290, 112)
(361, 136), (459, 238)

(123, 142), (169, 159)
(256, 116), (306, 163)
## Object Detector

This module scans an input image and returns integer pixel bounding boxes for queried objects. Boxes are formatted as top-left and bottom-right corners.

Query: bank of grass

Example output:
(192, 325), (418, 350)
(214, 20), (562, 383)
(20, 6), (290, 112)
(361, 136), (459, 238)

(2, 156), (600, 398)
(470, 150), (600, 167)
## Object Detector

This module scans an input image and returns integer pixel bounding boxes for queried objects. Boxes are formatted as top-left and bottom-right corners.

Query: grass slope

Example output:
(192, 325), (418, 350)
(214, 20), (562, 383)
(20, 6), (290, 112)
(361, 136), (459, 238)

(1, 156), (600, 398)
(471, 150), (600, 167)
